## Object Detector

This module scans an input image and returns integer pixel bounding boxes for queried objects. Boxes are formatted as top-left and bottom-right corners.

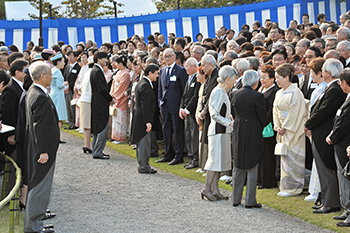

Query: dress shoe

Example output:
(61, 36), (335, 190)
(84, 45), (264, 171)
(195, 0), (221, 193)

(183, 161), (192, 168)
(245, 203), (262, 209)
(37, 228), (54, 233)
(233, 203), (241, 207)
(336, 221), (350, 227)
(186, 163), (199, 169)
(138, 168), (157, 174)
(19, 202), (26, 211)
(168, 159), (183, 165)
(226, 178), (232, 185)
(200, 190), (217, 201)
(44, 224), (54, 229)
(155, 157), (172, 163)
(150, 153), (159, 158)
(83, 147), (92, 154)
(46, 209), (51, 213)
(313, 206), (341, 214)
(59, 140), (66, 144)
(312, 204), (324, 210)
(43, 213), (56, 220)
(333, 211), (349, 220)
(213, 192), (229, 200)
(93, 154), (110, 160)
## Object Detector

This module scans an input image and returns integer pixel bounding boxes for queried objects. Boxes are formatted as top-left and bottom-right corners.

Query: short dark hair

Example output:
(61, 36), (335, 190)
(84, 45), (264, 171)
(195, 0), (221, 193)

(340, 68), (350, 86)
(27, 41), (34, 47)
(253, 21), (261, 28)
(58, 41), (65, 47)
(317, 13), (326, 22)
(175, 38), (186, 49)
(9, 45), (19, 52)
(0, 69), (10, 86)
(144, 64), (159, 76)
(175, 51), (184, 65)
(148, 40), (159, 48)
(102, 42), (113, 52)
(67, 50), (79, 57)
(7, 52), (24, 66)
(147, 34), (155, 41)
(271, 48), (288, 60)
(51, 45), (61, 53)
(260, 64), (275, 79)
(307, 46), (322, 58)
(93, 51), (108, 63)
(9, 59), (29, 76)
(303, 13), (310, 18)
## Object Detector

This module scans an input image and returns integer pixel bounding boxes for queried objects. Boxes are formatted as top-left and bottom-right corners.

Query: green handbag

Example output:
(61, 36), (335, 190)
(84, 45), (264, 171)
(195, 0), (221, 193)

(262, 122), (274, 138)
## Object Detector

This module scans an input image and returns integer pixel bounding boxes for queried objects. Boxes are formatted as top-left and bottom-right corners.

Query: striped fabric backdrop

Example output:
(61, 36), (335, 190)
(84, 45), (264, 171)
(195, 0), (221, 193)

(0, 0), (348, 52)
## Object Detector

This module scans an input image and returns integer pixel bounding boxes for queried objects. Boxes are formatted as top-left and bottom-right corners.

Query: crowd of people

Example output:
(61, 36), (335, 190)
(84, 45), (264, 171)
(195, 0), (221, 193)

(1, 10), (350, 232)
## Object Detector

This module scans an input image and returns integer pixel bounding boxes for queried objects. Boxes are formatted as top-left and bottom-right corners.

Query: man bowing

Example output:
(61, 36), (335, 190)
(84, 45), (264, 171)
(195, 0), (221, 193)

(130, 64), (160, 174)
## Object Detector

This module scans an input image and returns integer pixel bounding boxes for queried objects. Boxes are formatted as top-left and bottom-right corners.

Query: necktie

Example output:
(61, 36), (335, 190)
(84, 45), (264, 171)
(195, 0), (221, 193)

(167, 67), (171, 78)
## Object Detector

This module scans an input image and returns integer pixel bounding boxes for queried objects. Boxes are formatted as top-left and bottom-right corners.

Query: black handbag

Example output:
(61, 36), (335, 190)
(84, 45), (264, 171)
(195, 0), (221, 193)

(342, 161), (350, 181)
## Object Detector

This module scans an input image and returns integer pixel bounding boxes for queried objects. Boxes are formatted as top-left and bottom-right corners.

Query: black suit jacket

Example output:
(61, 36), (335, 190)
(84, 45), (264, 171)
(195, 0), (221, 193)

(90, 65), (113, 134)
(231, 86), (267, 169)
(63, 62), (81, 92)
(300, 72), (316, 100)
(180, 74), (200, 119)
(25, 85), (60, 191)
(330, 97), (350, 168)
(2, 77), (23, 129)
(304, 81), (346, 170)
(262, 85), (279, 126)
(130, 78), (155, 144)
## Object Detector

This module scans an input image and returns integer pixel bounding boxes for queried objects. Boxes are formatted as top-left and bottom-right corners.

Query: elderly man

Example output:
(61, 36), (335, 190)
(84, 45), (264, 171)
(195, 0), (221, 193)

(230, 70), (267, 208)
(267, 26), (283, 51)
(196, 55), (218, 170)
(325, 36), (339, 52)
(336, 27), (350, 42)
(337, 41), (350, 67)
(180, 58), (201, 169)
(191, 45), (205, 64)
(311, 38), (325, 55)
(304, 59), (345, 214)
(231, 58), (250, 89)
(295, 38), (311, 57)
(157, 34), (169, 48)
(156, 48), (187, 165)
(340, 14), (350, 26)
(326, 68), (350, 227)
(24, 62), (59, 233)
(227, 40), (239, 53)
(223, 50), (238, 61)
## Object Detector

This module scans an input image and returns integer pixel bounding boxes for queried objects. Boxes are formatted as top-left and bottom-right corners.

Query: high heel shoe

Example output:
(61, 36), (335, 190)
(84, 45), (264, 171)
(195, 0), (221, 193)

(201, 190), (217, 201)
(83, 147), (92, 154)
(19, 202), (26, 211)
(213, 192), (229, 200)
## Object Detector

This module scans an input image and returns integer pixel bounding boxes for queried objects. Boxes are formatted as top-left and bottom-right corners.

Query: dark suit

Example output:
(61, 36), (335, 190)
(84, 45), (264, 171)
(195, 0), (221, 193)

(180, 73), (201, 165)
(63, 62), (81, 127)
(130, 78), (155, 172)
(158, 63), (187, 161)
(230, 86), (267, 206)
(300, 72), (317, 170)
(329, 97), (350, 215)
(304, 80), (346, 208)
(90, 65), (113, 157)
(24, 85), (60, 233)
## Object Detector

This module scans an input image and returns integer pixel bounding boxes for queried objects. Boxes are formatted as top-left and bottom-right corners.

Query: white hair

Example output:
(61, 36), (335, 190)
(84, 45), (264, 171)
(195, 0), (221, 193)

(242, 70), (259, 87)
(227, 40), (239, 50)
(338, 27), (350, 40)
(337, 40), (350, 50)
(201, 54), (216, 66)
(29, 61), (50, 81)
(217, 65), (238, 83)
(323, 58), (344, 78)
(232, 58), (250, 74)
(185, 57), (198, 68)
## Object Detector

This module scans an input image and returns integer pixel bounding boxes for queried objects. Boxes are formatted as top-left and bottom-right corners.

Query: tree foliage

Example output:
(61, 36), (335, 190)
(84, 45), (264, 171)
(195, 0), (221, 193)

(152, 0), (269, 12)
(27, 0), (124, 19)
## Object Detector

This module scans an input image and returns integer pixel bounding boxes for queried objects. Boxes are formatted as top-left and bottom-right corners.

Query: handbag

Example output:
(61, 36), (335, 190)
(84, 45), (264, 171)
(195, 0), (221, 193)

(342, 161), (350, 181)
(109, 106), (117, 116)
(262, 122), (274, 138)
(274, 136), (287, 155)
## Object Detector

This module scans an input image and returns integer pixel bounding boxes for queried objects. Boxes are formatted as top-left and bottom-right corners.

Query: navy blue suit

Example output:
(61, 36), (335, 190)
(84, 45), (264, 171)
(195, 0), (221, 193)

(158, 63), (188, 161)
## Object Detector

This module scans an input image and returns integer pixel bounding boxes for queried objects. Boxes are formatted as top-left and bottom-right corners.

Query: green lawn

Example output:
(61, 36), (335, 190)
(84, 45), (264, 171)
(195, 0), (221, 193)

(0, 124), (346, 232)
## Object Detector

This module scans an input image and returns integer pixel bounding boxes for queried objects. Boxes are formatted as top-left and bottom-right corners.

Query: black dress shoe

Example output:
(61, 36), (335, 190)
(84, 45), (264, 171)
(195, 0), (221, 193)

(150, 154), (159, 158)
(333, 211), (349, 220)
(46, 209), (51, 213)
(233, 203), (240, 207)
(93, 154), (110, 160)
(226, 178), (232, 185)
(44, 224), (54, 229)
(336, 221), (350, 227)
(19, 202), (26, 211)
(155, 157), (172, 163)
(183, 161), (192, 168)
(139, 169), (157, 174)
(168, 159), (183, 165)
(312, 204), (323, 210)
(59, 140), (66, 144)
(313, 206), (341, 214)
(83, 147), (92, 154)
(37, 228), (54, 233)
(186, 163), (199, 169)
(245, 203), (262, 209)
(43, 213), (56, 220)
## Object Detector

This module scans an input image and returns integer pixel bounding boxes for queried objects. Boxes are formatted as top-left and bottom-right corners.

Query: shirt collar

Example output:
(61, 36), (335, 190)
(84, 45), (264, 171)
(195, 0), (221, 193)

(70, 61), (77, 67)
(34, 83), (49, 95)
(95, 63), (104, 72)
(327, 78), (339, 87)
(346, 57), (350, 66)
(12, 77), (24, 90)
(143, 76), (153, 89)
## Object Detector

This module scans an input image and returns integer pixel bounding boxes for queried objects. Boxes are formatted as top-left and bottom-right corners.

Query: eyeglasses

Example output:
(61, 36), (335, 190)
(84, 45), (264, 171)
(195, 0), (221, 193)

(164, 55), (174, 59)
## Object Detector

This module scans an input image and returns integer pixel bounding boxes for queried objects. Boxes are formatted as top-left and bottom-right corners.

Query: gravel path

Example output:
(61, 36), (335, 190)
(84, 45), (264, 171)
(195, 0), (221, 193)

(48, 131), (332, 233)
